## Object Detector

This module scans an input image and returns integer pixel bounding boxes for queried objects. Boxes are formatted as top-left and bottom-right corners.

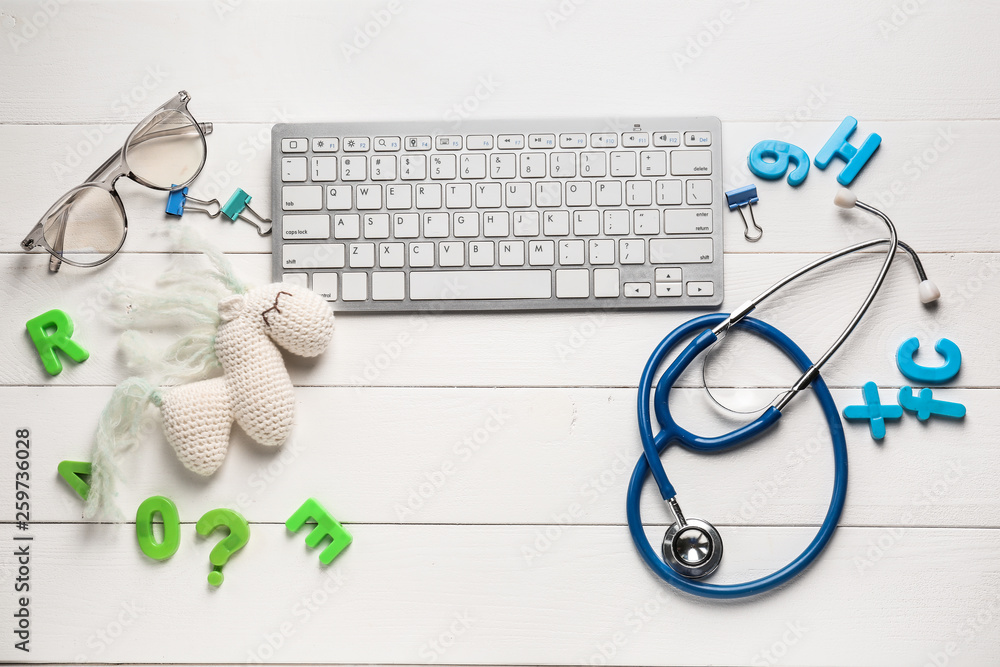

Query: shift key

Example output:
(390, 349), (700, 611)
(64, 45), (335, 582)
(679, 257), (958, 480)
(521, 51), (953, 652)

(650, 238), (713, 263)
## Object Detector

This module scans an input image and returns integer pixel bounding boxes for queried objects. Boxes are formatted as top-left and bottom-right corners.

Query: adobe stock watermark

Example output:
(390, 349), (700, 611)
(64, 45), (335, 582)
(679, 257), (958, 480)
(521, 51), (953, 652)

(51, 66), (170, 182)
(394, 406), (511, 520)
(877, 0), (929, 39)
(230, 438), (306, 514)
(864, 125), (957, 214)
(339, 0), (404, 63)
(673, 0), (753, 72)
(749, 620), (809, 666)
(246, 567), (346, 663)
(543, 0), (588, 31)
(418, 609), (476, 663)
(72, 600), (145, 663)
(920, 592), (1000, 667)
(442, 75), (502, 130)
(5, 0), (70, 53)
(776, 84), (833, 141)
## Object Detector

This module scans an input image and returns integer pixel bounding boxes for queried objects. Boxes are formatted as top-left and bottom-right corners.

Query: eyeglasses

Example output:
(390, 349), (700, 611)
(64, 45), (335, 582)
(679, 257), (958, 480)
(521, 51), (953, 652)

(21, 91), (212, 272)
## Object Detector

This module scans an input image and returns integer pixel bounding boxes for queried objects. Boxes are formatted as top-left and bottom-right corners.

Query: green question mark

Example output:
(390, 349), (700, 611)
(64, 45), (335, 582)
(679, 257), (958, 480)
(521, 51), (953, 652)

(196, 508), (250, 587)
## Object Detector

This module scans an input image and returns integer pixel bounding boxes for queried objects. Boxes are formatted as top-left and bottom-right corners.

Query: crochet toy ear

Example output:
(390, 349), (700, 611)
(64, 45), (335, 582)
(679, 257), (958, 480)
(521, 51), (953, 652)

(218, 294), (247, 322)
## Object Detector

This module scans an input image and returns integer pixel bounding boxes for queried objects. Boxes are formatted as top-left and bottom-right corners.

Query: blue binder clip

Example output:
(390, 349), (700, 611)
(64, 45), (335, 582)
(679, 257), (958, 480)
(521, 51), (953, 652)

(164, 187), (271, 236)
(725, 184), (763, 242)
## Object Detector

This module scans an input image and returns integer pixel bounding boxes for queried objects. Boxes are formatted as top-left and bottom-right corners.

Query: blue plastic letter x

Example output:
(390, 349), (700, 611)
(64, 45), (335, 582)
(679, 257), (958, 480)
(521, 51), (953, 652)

(898, 387), (966, 421)
(842, 381), (903, 440)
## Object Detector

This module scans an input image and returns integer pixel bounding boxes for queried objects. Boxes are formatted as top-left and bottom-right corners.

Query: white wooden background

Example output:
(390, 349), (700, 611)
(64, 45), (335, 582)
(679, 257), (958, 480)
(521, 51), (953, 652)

(1, 1), (998, 665)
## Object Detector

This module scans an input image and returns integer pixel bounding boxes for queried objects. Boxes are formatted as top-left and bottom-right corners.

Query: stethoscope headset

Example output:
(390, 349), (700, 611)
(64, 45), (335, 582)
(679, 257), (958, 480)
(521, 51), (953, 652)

(627, 189), (941, 599)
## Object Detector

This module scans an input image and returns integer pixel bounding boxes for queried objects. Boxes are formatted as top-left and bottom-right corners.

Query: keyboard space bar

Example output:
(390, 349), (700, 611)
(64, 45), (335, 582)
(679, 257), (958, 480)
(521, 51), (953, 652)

(410, 270), (552, 300)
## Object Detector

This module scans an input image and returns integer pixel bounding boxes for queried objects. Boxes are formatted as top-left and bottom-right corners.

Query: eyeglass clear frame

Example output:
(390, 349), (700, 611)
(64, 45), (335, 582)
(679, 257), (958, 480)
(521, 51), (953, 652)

(20, 90), (213, 272)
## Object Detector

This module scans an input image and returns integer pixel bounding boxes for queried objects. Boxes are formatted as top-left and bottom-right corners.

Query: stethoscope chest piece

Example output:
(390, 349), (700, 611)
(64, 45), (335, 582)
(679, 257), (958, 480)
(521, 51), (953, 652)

(662, 517), (723, 579)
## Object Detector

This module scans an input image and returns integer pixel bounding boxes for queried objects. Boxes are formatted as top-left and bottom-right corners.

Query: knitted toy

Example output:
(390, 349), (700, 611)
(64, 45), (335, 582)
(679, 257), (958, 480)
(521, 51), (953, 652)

(85, 229), (334, 518)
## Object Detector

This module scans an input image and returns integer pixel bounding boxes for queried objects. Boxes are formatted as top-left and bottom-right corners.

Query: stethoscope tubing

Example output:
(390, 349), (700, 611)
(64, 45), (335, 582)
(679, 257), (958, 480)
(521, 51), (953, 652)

(627, 313), (849, 598)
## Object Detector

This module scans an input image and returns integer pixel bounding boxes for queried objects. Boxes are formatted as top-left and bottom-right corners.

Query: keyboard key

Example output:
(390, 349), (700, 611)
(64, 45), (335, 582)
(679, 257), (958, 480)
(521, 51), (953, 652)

(498, 240), (525, 266)
(656, 179), (683, 205)
(580, 152), (606, 177)
(491, 153), (516, 178)
(664, 209), (713, 234)
(310, 156), (337, 182)
(454, 212), (479, 237)
(686, 179), (713, 205)
(282, 157), (307, 182)
(640, 151), (667, 176)
(326, 186), (353, 210)
(409, 242), (434, 267)
(684, 131), (712, 146)
(405, 136), (432, 150)
(424, 213), (449, 238)
(349, 242), (376, 268)
(439, 241), (465, 267)
(520, 153), (546, 178)
(312, 137), (339, 152)
(498, 134), (525, 149)
(469, 241), (495, 266)
(461, 153), (487, 179)
(573, 211), (600, 236)
(363, 213), (390, 239)
(687, 281), (715, 296)
(281, 214), (330, 239)
(410, 270), (551, 300)
(344, 137), (370, 152)
(656, 282), (683, 297)
(386, 184), (412, 209)
(624, 282), (651, 297)
(595, 181), (622, 206)
(589, 239), (615, 264)
(559, 239), (585, 265)
(415, 183), (442, 208)
(655, 268), (682, 282)
(356, 184), (382, 210)
(610, 151), (636, 177)
(550, 152), (576, 178)
(619, 238), (645, 264)
(436, 135), (462, 150)
(559, 133), (587, 148)
(653, 132), (681, 147)
(393, 213), (419, 238)
(566, 181), (592, 207)
(379, 242), (405, 268)
(372, 272), (405, 300)
(371, 155), (397, 180)
(603, 210), (630, 235)
(312, 272), (338, 299)
(543, 211), (570, 236)
(536, 182), (561, 207)
(334, 214), (360, 239)
(594, 268), (620, 297)
(282, 273), (308, 288)
(282, 185), (323, 211)
(445, 183), (473, 208)
(529, 134), (556, 149)
(590, 133), (618, 148)
(622, 132), (649, 147)
(483, 212), (510, 237)
(467, 135), (494, 150)
(556, 269), (589, 298)
(476, 182), (502, 207)
(431, 154), (457, 179)
(626, 180), (652, 206)
(341, 272), (367, 301)
(400, 154), (427, 180)
(649, 238), (713, 263)
(634, 209), (659, 235)
(513, 211), (540, 236)
(341, 156), (366, 180)
(281, 138), (307, 153)
(671, 149), (712, 176)
(528, 240), (555, 266)
(283, 243), (345, 269)
(505, 182), (532, 207)
(374, 136), (401, 151)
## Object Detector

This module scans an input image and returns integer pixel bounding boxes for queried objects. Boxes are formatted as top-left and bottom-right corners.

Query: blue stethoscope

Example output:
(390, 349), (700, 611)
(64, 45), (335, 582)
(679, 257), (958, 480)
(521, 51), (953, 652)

(627, 189), (940, 599)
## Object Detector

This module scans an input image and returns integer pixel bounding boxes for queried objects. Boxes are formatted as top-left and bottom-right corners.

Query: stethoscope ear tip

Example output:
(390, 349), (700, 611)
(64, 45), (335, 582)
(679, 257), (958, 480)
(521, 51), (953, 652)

(834, 188), (858, 209)
(918, 279), (941, 304)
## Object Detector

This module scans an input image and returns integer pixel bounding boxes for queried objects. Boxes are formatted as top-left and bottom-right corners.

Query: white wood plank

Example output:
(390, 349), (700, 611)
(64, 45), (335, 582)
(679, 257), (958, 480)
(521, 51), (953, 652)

(2, 120), (997, 255)
(1, 1), (998, 124)
(0, 386), (992, 529)
(1, 252), (995, 388)
(1, 523), (997, 665)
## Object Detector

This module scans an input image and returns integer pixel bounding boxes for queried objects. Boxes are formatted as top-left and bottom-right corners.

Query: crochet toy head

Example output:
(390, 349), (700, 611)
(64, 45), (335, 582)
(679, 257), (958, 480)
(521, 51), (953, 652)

(85, 229), (335, 519)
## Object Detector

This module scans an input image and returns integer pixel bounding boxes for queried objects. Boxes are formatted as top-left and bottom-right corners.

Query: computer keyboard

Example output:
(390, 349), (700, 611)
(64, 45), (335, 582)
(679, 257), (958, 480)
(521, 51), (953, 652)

(272, 118), (723, 311)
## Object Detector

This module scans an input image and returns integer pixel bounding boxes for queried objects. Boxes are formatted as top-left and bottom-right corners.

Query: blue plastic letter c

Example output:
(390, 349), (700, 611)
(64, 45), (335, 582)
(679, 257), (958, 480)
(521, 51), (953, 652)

(895, 337), (962, 383)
